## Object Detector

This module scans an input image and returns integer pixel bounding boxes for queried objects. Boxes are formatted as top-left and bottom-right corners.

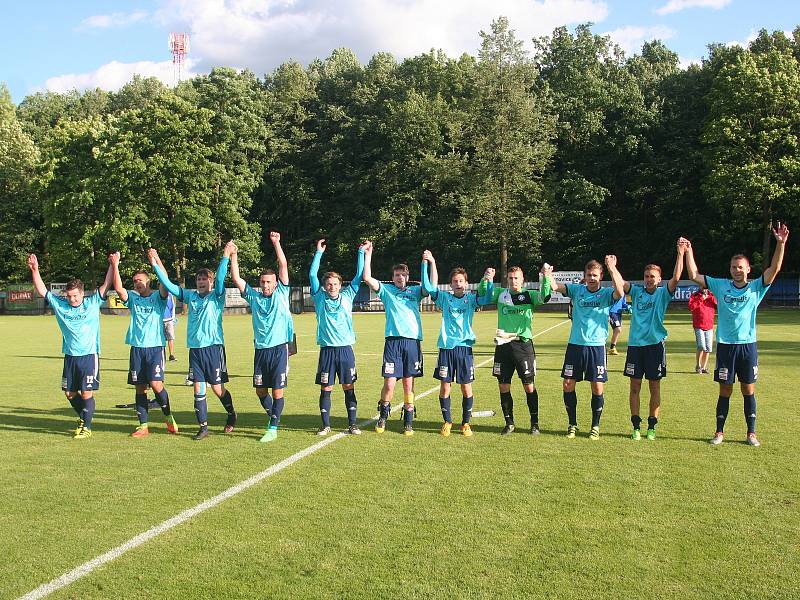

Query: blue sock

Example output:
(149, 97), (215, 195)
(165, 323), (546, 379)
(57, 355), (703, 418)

(631, 415), (642, 430)
(716, 396), (730, 433)
(194, 394), (208, 426)
(591, 394), (604, 428)
(439, 396), (452, 423)
(319, 390), (332, 427)
(647, 416), (658, 430)
(67, 395), (83, 417)
(81, 397), (96, 429)
(462, 396), (474, 424)
(526, 390), (539, 425)
(154, 388), (171, 416)
(403, 404), (414, 428)
(344, 389), (357, 426)
(379, 401), (391, 421)
(135, 393), (149, 424)
(500, 392), (514, 425)
(270, 396), (285, 428)
(744, 394), (756, 434)
(563, 391), (577, 426)
(259, 392), (273, 416)
(219, 390), (235, 414)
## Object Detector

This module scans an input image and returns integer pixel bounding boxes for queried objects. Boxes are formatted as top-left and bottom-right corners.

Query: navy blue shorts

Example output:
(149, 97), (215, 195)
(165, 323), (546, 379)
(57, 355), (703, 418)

(434, 347), (475, 384)
(561, 343), (608, 382)
(62, 354), (100, 392)
(624, 342), (667, 381)
(609, 312), (622, 328)
(316, 346), (357, 386)
(715, 342), (758, 384)
(254, 344), (289, 389)
(382, 337), (423, 379)
(128, 346), (165, 385)
(187, 345), (229, 384)
(492, 340), (536, 385)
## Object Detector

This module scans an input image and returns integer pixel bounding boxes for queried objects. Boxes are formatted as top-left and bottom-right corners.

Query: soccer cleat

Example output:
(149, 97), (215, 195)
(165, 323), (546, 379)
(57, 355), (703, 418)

(566, 425), (578, 438)
(461, 423), (473, 437)
(631, 429), (641, 441)
(646, 428), (656, 441)
(168, 354), (177, 362)
(701, 368), (709, 374)
(316, 426), (331, 436)
(695, 366), (702, 374)
(440, 422), (452, 437)
(224, 412), (237, 434)
(403, 425), (414, 436)
(259, 427), (278, 443)
(74, 419), (85, 436)
(193, 427), (209, 441)
(347, 424), (362, 435)
(184, 377), (193, 386)
(73, 427), (92, 440)
(709, 432), (724, 445)
(746, 433), (761, 447)
(589, 426), (600, 440)
(375, 418), (386, 434)
(131, 424), (150, 438)
(165, 416), (179, 434)
(530, 423), (540, 435)
(609, 346), (619, 356)
(500, 423), (515, 436)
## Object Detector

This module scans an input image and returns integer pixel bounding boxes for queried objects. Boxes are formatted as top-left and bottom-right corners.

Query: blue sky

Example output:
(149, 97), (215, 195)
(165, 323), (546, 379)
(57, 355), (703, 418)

(2, 0), (799, 104)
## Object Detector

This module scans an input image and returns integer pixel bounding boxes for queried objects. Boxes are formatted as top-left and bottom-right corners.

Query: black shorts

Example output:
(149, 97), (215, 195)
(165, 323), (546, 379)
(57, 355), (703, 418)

(624, 342), (666, 381)
(188, 345), (229, 384)
(715, 343), (758, 384)
(254, 344), (289, 389)
(561, 344), (607, 382)
(492, 340), (536, 385)
(128, 346), (166, 385)
(62, 354), (100, 392)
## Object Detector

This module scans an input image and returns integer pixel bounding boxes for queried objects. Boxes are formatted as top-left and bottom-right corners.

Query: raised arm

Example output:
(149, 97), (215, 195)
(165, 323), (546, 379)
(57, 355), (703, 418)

(605, 255), (625, 300)
(270, 231), (289, 286)
(148, 248), (182, 298)
(763, 222), (789, 285)
(214, 241), (234, 296)
(109, 252), (128, 302)
(362, 240), (380, 292)
(682, 238), (706, 288)
(98, 257), (114, 299)
(350, 242), (367, 293)
(547, 267), (567, 295)
(667, 239), (687, 294)
(537, 263), (553, 304)
(229, 248), (246, 294)
(309, 239), (325, 295)
(27, 254), (48, 298)
(477, 267), (496, 305)
(421, 250), (438, 297)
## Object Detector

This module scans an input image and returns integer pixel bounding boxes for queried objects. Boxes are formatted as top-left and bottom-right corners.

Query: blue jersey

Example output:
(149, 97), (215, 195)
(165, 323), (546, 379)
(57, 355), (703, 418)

(242, 282), (294, 349)
(706, 276), (770, 344)
(312, 286), (357, 347)
(565, 284), (617, 346)
(123, 290), (167, 348)
(378, 283), (423, 340)
(627, 285), (672, 347)
(433, 290), (479, 349)
(610, 296), (629, 316)
(181, 289), (226, 348)
(163, 294), (175, 321)
(46, 290), (103, 356)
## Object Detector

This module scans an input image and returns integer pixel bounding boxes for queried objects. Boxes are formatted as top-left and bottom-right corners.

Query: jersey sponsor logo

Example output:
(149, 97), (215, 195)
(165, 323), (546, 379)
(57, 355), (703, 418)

(723, 292), (749, 304)
(578, 298), (602, 308)
(500, 306), (530, 316)
(636, 299), (655, 311)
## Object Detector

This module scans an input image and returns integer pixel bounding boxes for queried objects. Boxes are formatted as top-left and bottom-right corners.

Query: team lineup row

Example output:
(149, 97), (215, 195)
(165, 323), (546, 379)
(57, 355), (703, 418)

(26, 223), (789, 444)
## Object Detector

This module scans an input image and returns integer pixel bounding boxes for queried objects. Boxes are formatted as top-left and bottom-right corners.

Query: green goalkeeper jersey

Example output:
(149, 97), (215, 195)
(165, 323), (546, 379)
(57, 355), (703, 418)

(478, 277), (551, 341)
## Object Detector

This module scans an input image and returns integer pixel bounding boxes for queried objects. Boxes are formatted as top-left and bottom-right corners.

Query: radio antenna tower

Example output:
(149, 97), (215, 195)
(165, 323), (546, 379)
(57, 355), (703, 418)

(169, 32), (190, 84)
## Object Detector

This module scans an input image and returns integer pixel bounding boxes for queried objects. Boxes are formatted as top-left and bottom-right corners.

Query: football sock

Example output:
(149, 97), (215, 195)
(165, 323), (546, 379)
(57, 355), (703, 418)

(563, 391), (577, 426)
(344, 389), (357, 426)
(462, 396), (474, 424)
(259, 392), (273, 416)
(716, 396), (730, 433)
(270, 396), (285, 428)
(631, 415), (642, 430)
(744, 394), (756, 434)
(526, 389), (539, 425)
(194, 393), (208, 426)
(500, 392), (514, 425)
(647, 416), (658, 431)
(440, 396), (452, 423)
(135, 392), (149, 425)
(379, 401), (391, 421)
(403, 404), (414, 428)
(319, 390), (332, 427)
(591, 394), (604, 428)
(68, 395), (83, 417)
(154, 388), (171, 416)
(81, 397), (95, 430)
(219, 390), (235, 414)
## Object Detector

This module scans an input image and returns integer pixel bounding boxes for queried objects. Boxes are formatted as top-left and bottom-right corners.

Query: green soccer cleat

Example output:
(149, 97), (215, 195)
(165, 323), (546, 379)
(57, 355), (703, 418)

(589, 426), (600, 440)
(646, 428), (656, 441)
(259, 427), (278, 443)
(631, 429), (641, 441)
(73, 426), (92, 440)
(566, 425), (578, 439)
(165, 416), (179, 435)
(74, 419), (85, 436)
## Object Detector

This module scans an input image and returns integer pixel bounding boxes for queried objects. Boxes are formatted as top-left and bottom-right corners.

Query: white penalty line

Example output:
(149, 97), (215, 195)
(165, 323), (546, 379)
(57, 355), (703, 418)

(20, 319), (569, 600)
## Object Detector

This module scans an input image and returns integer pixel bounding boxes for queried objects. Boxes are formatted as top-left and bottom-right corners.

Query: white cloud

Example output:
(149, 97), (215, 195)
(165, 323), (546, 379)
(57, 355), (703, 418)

(679, 55), (702, 69)
(155, 0), (610, 76)
(44, 59), (199, 94)
(603, 25), (675, 54)
(655, 0), (731, 17)
(725, 28), (792, 49)
(78, 11), (149, 29)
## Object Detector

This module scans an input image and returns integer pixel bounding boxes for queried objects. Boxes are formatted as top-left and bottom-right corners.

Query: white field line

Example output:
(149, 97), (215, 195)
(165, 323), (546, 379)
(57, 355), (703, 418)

(19, 319), (569, 600)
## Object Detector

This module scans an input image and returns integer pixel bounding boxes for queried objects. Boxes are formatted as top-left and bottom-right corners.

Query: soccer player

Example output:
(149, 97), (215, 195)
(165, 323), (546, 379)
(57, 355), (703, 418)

(109, 252), (178, 438)
(163, 293), (177, 362)
(28, 254), (113, 439)
(478, 264), (552, 435)
(684, 223), (789, 447)
(149, 242), (238, 440)
(230, 232), (294, 443)
(309, 239), (367, 435)
(363, 241), (427, 436)
(548, 256), (625, 440)
(620, 240), (686, 441)
(607, 295), (629, 355)
(688, 287), (717, 374)
(421, 251), (493, 437)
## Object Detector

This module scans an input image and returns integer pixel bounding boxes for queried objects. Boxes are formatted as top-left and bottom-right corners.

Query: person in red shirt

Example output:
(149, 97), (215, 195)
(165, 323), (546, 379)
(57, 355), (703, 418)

(688, 288), (717, 373)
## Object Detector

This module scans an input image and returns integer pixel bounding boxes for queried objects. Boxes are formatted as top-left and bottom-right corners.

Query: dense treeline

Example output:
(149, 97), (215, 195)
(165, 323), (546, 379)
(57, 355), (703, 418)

(1, 19), (798, 286)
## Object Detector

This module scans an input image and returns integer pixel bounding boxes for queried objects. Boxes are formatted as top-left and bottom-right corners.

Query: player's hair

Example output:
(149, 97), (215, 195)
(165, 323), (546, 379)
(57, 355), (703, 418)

(584, 260), (603, 274)
(260, 268), (277, 278)
(644, 264), (662, 274)
(196, 268), (213, 279)
(449, 267), (468, 281)
(65, 279), (84, 292)
(392, 263), (410, 275)
(508, 266), (523, 275)
(132, 270), (149, 279)
(730, 254), (750, 266)
(323, 271), (343, 284)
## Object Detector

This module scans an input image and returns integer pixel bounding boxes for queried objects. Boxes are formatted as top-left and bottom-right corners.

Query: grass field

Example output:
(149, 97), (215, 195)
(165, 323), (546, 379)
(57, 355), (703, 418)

(1, 308), (799, 599)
